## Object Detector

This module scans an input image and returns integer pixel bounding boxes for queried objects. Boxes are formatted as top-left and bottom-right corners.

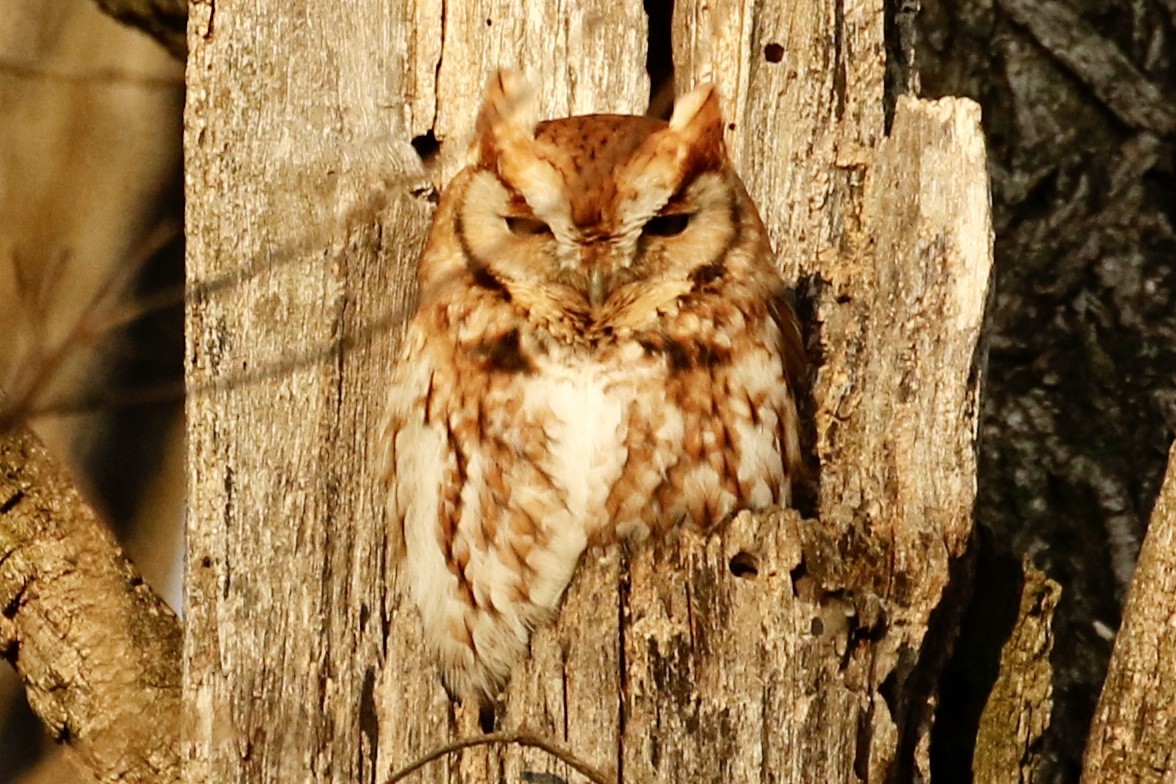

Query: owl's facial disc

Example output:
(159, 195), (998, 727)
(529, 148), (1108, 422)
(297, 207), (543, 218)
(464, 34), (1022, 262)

(457, 74), (743, 322)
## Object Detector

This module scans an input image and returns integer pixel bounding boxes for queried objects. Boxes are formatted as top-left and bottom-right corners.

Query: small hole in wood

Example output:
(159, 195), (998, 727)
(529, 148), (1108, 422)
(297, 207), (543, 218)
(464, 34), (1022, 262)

(478, 703), (496, 734)
(200, 556), (212, 568)
(764, 43), (785, 63)
(789, 562), (808, 595)
(729, 551), (760, 578)
(411, 130), (441, 167)
(811, 617), (825, 636)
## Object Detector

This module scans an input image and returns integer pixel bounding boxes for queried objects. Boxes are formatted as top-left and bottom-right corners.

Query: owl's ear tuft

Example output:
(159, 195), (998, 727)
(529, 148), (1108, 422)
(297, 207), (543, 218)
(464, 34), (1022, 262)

(668, 84), (726, 175)
(474, 70), (538, 170)
(470, 72), (567, 220)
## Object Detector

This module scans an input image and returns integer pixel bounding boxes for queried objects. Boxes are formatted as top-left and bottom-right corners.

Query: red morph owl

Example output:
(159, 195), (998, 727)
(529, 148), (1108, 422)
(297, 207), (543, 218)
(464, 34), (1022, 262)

(380, 72), (805, 707)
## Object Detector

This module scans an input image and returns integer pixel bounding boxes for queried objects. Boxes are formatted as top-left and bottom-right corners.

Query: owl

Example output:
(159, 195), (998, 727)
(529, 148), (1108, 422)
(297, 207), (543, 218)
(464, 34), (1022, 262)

(380, 72), (805, 707)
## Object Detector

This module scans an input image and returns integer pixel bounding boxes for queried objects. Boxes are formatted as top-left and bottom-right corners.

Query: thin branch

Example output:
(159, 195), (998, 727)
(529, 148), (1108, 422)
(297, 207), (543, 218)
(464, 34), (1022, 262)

(386, 731), (616, 784)
(88, 0), (188, 61)
(0, 56), (184, 90)
(0, 221), (182, 429)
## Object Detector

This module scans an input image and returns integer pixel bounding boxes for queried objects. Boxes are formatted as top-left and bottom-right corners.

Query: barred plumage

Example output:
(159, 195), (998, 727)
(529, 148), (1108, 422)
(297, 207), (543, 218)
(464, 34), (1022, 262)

(379, 72), (805, 706)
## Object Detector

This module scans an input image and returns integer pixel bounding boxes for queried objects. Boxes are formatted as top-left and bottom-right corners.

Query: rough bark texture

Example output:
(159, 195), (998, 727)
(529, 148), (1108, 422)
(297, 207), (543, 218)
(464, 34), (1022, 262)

(182, 1), (432, 782)
(916, 1), (1176, 778)
(972, 563), (1059, 783)
(186, 2), (990, 783)
(1082, 444), (1176, 781)
(0, 423), (181, 783)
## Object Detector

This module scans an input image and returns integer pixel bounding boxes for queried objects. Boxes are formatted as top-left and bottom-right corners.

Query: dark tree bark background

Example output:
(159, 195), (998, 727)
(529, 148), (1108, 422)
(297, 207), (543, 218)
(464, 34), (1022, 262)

(915, 0), (1176, 780)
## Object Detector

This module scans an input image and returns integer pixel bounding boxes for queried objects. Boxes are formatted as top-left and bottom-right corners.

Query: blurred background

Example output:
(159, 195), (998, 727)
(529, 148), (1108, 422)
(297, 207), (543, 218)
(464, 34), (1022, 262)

(0, 1), (183, 780)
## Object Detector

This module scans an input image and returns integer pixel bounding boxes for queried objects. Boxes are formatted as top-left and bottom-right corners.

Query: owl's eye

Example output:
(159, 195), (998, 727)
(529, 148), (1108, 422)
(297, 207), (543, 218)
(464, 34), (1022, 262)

(505, 216), (552, 236)
(642, 213), (692, 238)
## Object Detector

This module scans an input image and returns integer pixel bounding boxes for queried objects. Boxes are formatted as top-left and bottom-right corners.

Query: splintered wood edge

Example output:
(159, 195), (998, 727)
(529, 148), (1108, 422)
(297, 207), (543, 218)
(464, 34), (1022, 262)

(833, 94), (992, 780)
(1082, 442), (1176, 781)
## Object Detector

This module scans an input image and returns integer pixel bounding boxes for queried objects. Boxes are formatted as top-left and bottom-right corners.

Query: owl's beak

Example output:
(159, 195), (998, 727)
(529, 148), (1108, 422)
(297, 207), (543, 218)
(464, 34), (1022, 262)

(589, 268), (610, 309)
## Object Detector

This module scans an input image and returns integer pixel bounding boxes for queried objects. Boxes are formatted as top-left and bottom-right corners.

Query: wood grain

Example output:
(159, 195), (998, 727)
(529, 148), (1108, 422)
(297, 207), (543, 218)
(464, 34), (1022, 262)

(185, 2), (991, 782)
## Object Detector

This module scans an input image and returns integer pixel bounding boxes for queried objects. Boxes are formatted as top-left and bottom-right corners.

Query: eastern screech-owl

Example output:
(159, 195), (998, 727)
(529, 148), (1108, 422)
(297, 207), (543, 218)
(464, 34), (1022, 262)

(380, 72), (805, 707)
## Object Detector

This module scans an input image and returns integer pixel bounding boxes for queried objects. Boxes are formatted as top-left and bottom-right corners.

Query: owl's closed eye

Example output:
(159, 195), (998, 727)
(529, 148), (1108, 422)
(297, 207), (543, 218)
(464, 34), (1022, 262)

(380, 71), (805, 707)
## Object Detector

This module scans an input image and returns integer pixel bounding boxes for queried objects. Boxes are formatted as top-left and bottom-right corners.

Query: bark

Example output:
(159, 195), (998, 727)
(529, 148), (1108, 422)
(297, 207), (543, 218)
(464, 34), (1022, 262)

(182, 1), (432, 781)
(185, 3), (989, 784)
(0, 422), (181, 784)
(972, 563), (1059, 783)
(1082, 443), (1176, 780)
(917, 0), (1176, 777)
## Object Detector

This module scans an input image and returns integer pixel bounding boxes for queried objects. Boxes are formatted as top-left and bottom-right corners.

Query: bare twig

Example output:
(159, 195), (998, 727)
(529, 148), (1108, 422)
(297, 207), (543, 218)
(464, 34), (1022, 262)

(386, 731), (616, 784)
(0, 221), (182, 430)
(0, 56), (184, 90)
(88, 0), (188, 60)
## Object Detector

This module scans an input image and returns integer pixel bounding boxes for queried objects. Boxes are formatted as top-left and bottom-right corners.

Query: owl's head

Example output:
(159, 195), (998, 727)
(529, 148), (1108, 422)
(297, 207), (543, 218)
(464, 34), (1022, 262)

(422, 72), (773, 335)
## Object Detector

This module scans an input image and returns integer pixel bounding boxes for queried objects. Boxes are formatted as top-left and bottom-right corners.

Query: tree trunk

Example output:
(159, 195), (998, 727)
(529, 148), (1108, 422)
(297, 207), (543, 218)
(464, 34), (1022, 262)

(182, 0), (430, 779)
(1082, 443), (1176, 781)
(184, 2), (991, 783)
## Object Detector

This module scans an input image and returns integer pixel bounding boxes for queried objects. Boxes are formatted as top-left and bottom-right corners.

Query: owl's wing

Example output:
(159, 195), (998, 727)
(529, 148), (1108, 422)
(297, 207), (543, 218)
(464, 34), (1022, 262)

(379, 313), (557, 703)
(380, 319), (451, 566)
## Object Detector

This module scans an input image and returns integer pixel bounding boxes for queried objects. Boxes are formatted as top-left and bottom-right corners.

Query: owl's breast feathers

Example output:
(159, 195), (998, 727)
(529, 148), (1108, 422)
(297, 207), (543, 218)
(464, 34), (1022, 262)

(389, 271), (802, 551)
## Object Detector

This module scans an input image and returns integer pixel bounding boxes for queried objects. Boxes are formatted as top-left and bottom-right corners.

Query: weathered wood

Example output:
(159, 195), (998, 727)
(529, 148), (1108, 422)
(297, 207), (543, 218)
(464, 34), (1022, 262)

(183, 1), (430, 781)
(0, 422), (181, 784)
(1082, 443), (1176, 781)
(428, 0), (648, 184)
(673, 0), (885, 284)
(828, 95), (991, 781)
(973, 563), (1058, 783)
(186, 2), (990, 783)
